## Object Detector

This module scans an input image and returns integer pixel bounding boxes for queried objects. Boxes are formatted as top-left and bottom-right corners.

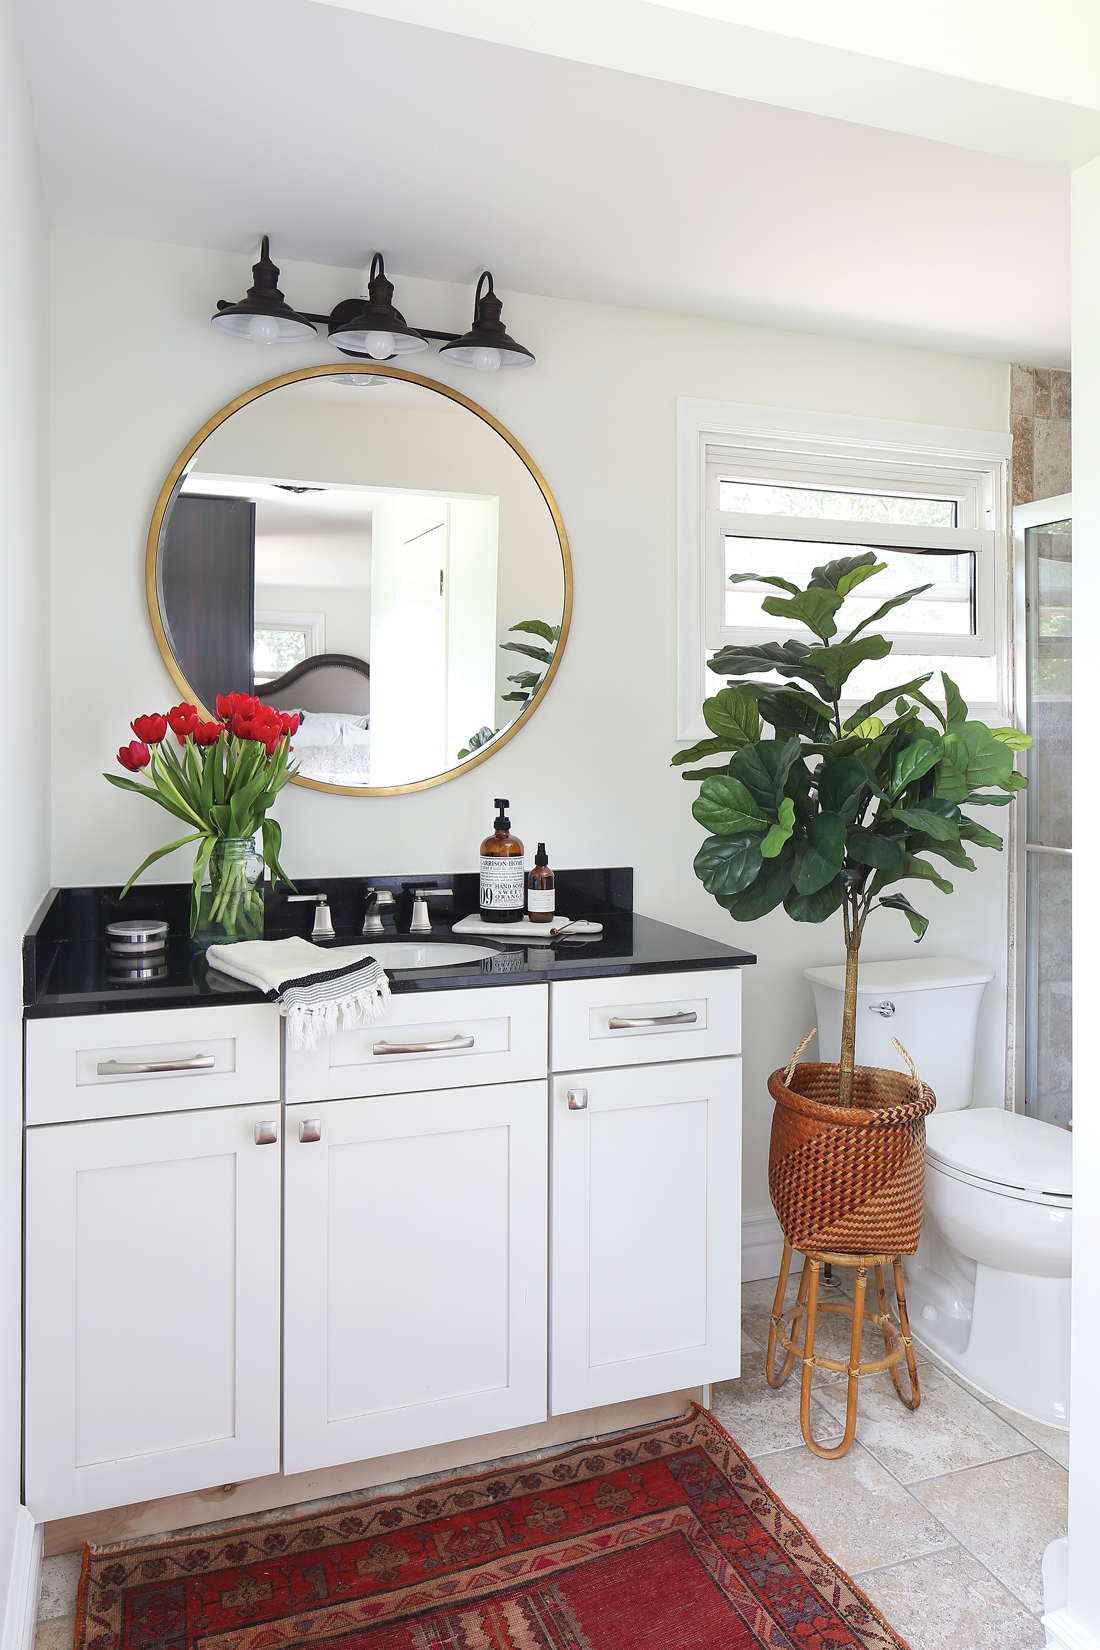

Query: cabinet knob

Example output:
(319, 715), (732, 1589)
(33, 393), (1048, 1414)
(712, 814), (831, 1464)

(254, 1121), (278, 1145)
(567, 1088), (588, 1111)
(298, 1120), (322, 1143)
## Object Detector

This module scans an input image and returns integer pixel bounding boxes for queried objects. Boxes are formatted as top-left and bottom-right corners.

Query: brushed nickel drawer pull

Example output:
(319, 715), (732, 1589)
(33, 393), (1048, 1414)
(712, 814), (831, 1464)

(298, 1120), (321, 1143)
(372, 1034), (475, 1055)
(607, 1011), (697, 1029)
(96, 1055), (216, 1076)
(254, 1120), (278, 1145)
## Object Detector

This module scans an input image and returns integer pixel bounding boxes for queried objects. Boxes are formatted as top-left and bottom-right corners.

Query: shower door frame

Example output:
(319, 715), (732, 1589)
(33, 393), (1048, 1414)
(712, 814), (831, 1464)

(1011, 491), (1072, 1117)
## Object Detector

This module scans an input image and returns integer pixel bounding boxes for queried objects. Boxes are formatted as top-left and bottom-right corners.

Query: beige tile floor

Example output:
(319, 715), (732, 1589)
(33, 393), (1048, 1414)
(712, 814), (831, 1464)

(34, 1271), (1067, 1650)
(717, 1271), (1068, 1649)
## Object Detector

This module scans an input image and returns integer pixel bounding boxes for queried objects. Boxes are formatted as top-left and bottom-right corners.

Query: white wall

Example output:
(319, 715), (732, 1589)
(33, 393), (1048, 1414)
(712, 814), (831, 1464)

(50, 230), (1011, 1229)
(0, 0), (51, 1622)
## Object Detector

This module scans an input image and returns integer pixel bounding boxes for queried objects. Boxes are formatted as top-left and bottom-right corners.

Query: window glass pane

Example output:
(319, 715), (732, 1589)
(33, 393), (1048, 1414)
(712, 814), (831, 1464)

(722, 536), (974, 637)
(717, 481), (957, 527)
(254, 628), (307, 683)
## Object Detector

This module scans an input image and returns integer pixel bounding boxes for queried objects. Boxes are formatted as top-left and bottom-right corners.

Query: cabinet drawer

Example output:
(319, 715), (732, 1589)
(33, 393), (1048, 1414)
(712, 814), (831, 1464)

(25, 1004), (281, 1125)
(549, 970), (741, 1072)
(285, 983), (548, 1102)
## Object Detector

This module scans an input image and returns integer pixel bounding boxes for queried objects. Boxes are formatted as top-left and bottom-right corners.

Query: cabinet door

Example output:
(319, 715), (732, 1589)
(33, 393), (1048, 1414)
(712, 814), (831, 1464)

(25, 1103), (282, 1522)
(550, 1057), (741, 1415)
(284, 1081), (547, 1473)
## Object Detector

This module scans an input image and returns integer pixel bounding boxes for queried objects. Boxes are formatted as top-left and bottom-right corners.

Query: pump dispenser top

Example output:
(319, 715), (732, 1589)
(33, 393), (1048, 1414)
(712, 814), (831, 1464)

(479, 798), (525, 922)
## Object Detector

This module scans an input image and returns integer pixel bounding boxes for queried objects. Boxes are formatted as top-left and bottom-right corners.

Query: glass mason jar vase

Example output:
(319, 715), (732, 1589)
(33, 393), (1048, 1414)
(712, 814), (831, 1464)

(195, 836), (265, 945)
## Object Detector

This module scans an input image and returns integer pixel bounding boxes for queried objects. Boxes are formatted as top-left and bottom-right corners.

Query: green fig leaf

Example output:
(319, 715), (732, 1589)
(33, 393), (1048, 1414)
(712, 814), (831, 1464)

(761, 796), (796, 858)
(879, 892), (929, 941)
(792, 811), (847, 895)
(693, 833), (765, 902)
(692, 775), (767, 836)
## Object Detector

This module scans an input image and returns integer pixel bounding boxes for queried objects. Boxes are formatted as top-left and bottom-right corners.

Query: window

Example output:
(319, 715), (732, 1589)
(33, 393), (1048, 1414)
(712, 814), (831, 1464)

(677, 399), (1011, 740)
(253, 610), (325, 686)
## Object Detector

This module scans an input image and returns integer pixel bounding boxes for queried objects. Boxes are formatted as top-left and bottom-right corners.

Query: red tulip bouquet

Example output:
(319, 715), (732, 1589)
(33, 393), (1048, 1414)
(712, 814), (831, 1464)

(106, 694), (300, 942)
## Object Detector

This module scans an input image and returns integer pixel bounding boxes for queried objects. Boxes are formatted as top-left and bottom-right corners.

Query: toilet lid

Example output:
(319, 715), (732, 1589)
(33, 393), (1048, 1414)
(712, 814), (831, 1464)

(925, 1109), (1072, 1197)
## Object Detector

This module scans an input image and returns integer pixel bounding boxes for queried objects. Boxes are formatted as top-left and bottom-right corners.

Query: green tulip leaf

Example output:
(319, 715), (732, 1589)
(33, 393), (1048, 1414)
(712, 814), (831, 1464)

(879, 892), (929, 941)
(693, 775), (767, 836)
(761, 797), (796, 858)
(792, 810), (847, 894)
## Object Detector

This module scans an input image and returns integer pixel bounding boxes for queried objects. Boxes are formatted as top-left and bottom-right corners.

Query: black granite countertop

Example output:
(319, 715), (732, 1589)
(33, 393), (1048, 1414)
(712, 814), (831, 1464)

(24, 869), (755, 1019)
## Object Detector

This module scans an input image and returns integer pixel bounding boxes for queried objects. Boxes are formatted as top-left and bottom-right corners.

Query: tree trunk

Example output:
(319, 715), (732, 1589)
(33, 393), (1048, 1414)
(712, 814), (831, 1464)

(837, 927), (861, 1107)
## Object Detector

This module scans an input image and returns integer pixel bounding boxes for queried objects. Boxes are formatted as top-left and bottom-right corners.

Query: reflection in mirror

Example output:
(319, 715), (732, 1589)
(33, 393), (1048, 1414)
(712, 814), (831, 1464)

(152, 370), (569, 793)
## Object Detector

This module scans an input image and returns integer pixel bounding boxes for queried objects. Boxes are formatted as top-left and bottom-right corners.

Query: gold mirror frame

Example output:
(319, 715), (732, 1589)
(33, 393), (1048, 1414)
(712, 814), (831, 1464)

(146, 363), (573, 796)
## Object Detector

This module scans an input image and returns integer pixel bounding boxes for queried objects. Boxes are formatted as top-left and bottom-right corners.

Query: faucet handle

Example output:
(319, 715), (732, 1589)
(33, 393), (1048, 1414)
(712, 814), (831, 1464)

(287, 893), (334, 940)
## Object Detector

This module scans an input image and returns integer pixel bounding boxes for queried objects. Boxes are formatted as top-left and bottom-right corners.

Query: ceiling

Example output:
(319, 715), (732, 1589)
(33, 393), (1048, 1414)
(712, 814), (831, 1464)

(16, 0), (1071, 364)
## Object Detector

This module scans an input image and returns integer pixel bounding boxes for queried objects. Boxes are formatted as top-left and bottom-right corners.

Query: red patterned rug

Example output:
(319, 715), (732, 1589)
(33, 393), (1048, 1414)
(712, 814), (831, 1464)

(74, 1407), (908, 1650)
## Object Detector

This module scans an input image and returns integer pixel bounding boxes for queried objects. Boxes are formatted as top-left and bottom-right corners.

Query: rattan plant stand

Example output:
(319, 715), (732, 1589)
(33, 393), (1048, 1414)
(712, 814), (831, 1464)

(763, 1030), (934, 1459)
(765, 1240), (921, 1459)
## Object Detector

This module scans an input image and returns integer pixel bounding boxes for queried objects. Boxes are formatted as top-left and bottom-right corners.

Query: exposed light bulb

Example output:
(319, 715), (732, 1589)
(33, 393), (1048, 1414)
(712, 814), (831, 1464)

(248, 313), (280, 344)
(364, 330), (395, 359)
(473, 345), (501, 373)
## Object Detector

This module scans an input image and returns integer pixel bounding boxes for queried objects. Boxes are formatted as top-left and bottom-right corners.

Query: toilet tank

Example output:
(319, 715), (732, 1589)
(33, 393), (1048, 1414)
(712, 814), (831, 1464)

(803, 957), (995, 1112)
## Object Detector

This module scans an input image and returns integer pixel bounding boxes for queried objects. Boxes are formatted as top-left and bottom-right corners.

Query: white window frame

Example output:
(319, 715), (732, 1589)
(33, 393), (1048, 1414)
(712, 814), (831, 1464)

(677, 398), (1011, 741)
(254, 610), (326, 662)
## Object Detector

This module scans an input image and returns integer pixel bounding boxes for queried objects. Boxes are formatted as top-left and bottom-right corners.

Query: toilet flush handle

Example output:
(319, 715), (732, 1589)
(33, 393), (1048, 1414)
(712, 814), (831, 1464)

(869, 1000), (896, 1018)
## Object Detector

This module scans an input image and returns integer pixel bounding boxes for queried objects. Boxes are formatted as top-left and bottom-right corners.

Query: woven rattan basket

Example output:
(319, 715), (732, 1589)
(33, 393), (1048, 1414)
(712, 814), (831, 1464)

(768, 1035), (937, 1255)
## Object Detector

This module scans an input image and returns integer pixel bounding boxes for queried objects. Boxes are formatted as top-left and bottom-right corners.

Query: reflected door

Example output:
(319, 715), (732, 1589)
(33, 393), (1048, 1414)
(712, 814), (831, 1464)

(1023, 516), (1071, 1126)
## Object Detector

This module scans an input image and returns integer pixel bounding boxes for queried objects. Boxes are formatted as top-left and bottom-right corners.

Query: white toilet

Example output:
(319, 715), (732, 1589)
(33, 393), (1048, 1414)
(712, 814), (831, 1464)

(805, 957), (1072, 1428)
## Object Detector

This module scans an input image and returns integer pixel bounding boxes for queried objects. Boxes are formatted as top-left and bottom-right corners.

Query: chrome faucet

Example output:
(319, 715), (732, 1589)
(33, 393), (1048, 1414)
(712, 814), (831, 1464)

(286, 893), (334, 940)
(362, 888), (396, 935)
(410, 888), (453, 934)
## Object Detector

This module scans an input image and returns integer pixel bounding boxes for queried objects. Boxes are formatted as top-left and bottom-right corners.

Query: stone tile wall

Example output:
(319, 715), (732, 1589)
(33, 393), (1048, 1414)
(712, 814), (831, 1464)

(1011, 364), (1071, 504)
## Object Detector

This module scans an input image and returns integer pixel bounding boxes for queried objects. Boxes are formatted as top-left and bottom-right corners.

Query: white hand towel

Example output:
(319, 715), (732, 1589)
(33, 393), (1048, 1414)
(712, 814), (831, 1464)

(206, 937), (390, 1050)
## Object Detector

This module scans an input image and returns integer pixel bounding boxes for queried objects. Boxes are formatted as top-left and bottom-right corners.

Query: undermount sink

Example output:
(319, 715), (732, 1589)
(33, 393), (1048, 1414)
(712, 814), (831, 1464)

(364, 941), (500, 970)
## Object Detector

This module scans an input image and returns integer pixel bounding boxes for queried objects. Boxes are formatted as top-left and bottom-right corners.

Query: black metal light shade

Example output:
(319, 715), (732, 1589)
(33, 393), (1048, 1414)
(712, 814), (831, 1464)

(437, 273), (534, 372)
(211, 237), (317, 343)
(326, 254), (428, 358)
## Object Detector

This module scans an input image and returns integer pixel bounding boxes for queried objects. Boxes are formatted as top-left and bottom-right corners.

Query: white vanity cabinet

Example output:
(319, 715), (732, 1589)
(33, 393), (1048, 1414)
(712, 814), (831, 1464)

(548, 971), (743, 1414)
(282, 982), (550, 1474)
(283, 1080), (548, 1473)
(23, 1005), (283, 1523)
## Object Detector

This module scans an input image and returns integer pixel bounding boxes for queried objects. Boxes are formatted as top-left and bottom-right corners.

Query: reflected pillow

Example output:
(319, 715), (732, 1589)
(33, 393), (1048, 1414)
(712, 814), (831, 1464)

(298, 710), (368, 730)
(341, 723), (371, 746)
(291, 717), (339, 747)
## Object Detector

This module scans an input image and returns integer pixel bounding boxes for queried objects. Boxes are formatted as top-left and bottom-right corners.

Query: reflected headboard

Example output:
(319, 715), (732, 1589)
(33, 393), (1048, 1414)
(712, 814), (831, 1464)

(262, 653), (370, 717)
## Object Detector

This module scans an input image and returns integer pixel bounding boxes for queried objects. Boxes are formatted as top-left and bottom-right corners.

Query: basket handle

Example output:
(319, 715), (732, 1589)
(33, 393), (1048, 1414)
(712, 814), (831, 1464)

(890, 1036), (923, 1098)
(784, 1028), (818, 1087)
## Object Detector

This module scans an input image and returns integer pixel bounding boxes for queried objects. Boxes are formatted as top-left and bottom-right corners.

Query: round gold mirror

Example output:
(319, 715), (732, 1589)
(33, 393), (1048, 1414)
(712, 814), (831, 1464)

(146, 365), (571, 795)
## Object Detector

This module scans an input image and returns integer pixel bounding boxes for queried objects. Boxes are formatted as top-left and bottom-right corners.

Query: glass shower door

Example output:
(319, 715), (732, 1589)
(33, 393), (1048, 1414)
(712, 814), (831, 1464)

(1022, 513), (1071, 1126)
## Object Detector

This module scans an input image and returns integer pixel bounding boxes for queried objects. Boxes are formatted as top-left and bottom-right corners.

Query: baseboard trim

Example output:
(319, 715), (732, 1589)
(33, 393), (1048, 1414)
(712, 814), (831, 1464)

(1043, 1608), (1100, 1650)
(1, 1509), (42, 1650)
(742, 1208), (784, 1281)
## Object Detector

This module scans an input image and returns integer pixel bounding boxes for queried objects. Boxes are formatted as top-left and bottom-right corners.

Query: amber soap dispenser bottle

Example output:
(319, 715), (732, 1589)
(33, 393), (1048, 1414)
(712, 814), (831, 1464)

(479, 798), (525, 923)
(527, 843), (555, 922)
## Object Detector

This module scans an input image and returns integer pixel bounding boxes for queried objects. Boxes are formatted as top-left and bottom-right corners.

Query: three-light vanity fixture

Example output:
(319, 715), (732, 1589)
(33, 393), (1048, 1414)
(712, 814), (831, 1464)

(211, 237), (535, 373)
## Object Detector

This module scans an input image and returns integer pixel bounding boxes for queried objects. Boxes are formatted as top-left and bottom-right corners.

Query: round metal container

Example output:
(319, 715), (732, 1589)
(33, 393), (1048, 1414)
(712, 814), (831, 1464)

(105, 918), (169, 954)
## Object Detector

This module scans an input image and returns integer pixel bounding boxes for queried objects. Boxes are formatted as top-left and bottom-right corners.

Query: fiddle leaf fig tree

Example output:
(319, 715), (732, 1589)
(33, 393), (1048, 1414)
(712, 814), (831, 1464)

(676, 552), (1030, 1106)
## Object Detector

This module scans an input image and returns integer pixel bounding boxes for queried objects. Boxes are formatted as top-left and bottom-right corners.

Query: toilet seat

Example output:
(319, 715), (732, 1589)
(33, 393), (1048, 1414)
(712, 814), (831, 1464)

(925, 1109), (1071, 1206)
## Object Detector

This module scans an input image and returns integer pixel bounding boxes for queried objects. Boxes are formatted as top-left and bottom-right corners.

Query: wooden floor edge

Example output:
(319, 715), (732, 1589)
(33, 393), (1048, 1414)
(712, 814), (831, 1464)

(44, 1388), (699, 1556)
